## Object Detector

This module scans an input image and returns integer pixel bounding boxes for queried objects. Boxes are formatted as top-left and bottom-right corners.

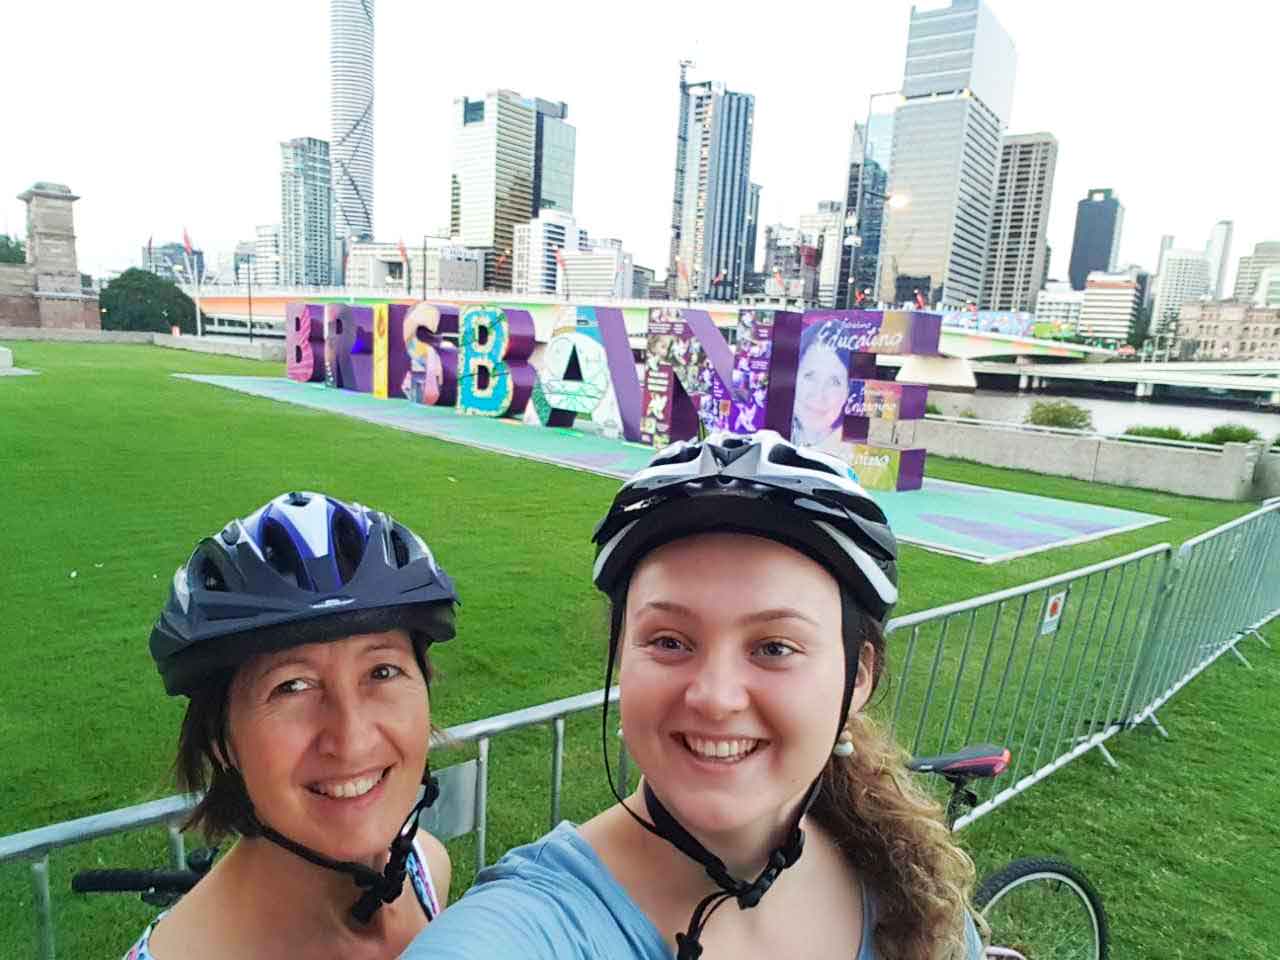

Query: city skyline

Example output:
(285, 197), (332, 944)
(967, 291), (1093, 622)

(3, 0), (1277, 293)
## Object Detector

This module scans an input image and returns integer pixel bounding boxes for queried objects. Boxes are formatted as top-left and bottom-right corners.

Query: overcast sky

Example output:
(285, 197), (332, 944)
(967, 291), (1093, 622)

(4, 0), (1276, 291)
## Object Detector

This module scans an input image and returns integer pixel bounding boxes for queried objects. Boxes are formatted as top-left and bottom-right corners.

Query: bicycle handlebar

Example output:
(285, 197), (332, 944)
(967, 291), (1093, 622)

(72, 869), (201, 895)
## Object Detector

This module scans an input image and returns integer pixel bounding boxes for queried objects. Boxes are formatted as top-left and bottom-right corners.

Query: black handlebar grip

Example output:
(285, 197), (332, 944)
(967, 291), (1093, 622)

(72, 869), (200, 894)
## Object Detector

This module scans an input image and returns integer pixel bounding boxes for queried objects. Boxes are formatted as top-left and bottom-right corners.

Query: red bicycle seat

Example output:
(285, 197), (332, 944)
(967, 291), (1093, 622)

(908, 744), (1011, 779)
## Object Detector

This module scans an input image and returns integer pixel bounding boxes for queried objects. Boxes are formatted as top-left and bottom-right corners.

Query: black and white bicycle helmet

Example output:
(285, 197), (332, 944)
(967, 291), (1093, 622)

(592, 429), (897, 620)
(591, 430), (899, 960)
(149, 490), (459, 924)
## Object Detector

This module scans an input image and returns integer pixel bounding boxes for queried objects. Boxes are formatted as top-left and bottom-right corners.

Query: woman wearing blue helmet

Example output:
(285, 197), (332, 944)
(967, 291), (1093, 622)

(405, 431), (981, 960)
(125, 491), (459, 959)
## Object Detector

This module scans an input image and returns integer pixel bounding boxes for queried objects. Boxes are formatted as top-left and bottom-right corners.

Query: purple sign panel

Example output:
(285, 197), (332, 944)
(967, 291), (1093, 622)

(639, 307), (738, 447)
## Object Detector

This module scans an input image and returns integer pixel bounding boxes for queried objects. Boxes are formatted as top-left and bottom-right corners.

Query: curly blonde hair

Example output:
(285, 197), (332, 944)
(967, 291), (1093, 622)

(811, 617), (982, 960)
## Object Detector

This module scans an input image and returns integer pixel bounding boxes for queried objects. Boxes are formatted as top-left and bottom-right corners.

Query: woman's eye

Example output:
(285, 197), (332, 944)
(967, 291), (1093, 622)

(653, 635), (686, 652)
(757, 641), (795, 659)
(371, 663), (405, 681)
(272, 678), (311, 696)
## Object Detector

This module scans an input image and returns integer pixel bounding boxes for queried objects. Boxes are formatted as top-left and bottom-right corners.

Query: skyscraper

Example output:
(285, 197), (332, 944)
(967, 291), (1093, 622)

(1156, 234), (1174, 273)
(1203, 219), (1234, 299)
(853, 99), (896, 302)
(1233, 241), (1280, 301)
(1151, 249), (1210, 342)
(1080, 268), (1143, 344)
(877, 0), (1016, 309)
(742, 182), (761, 280)
(330, 0), (374, 242)
(670, 79), (755, 301)
(450, 90), (574, 291)
(836, 126), (863, 309)
(667, 60), (695, 286)
(280, 137), (334, 286)
(981, 132), (1058, 311)
(532, 100), (575, 214)
(800, 202), (844, 308)
(1067, 188), (1124, 290)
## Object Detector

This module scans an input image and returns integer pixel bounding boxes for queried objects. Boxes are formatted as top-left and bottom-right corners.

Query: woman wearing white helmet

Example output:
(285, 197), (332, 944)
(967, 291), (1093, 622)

(404, 431), (982, 960)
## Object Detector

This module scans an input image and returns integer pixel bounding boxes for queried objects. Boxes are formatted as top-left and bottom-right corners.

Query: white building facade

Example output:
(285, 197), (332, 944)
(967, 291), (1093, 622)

(344, 240), (483, 292)
(1203, 220), (1233, 300)
(512, 210), (587, 295)
(878, 0), (1017, 309)
(562, 240), (634, 299)
(1151, 250), (1211, 341)
(798, 202), (843, 308)
(1079, 269), (1142, 343)
(1233, 241), (1280, 301)
(1033, 282), (1084, 336)
(981, 132), (1057, 312)
(280, 137), (334, 286)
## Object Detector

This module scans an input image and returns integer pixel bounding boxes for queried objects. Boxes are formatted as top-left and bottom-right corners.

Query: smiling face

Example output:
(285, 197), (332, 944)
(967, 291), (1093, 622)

(619, 533), (872, 842)
(793, 341), (849, 443)
(226, 629), (429, 865)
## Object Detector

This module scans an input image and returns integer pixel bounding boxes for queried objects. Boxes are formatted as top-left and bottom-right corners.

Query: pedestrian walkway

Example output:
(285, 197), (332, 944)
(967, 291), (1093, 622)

(180, 374), (1166, 563)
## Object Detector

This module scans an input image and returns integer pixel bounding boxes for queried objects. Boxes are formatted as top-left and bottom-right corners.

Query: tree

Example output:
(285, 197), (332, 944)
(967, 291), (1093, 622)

(1025, 399), (1093, 431)
(1128, 303), (1152, 350)
(99, 268), (204, 334)
(0, 233), (25, 264)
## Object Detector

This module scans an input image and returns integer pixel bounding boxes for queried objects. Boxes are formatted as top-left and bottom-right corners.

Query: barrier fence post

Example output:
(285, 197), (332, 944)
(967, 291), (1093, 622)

(475, 737), (490, 875)
(33, 854), (54, 960)
(549, 717), (565, 829)
(168, 824), (186, 870)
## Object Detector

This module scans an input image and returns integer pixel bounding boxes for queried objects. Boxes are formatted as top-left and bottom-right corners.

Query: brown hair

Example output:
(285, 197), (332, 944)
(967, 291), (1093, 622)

(173, 640), (433, 843)
(811, 613), (979, 960)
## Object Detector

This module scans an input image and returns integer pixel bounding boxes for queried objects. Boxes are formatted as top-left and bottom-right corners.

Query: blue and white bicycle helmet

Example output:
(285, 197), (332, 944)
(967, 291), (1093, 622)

(592, 429), (897, 621)
(151, 490), (458, 696)
(149, 491), (459, 923)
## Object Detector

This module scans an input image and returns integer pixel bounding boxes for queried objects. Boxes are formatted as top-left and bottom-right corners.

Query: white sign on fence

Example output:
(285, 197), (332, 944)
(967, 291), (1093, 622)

(1042, 590), (1068, 635)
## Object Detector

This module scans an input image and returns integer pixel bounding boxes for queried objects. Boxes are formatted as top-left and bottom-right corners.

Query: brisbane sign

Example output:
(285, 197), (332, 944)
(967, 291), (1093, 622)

(285, 301), (941, 491)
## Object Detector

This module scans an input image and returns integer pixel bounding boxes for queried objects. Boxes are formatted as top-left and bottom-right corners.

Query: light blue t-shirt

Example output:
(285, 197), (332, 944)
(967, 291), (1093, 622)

(402, 822), (982, 959)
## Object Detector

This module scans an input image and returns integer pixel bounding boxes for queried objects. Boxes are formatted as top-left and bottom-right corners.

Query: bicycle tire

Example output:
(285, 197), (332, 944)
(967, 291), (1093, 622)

(974, 857), (1109, 960)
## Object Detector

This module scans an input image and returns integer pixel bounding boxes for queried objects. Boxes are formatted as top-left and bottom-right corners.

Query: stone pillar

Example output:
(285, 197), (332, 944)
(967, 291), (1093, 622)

(17, 182), (99, 330)
(1018, 373), (1029, 390)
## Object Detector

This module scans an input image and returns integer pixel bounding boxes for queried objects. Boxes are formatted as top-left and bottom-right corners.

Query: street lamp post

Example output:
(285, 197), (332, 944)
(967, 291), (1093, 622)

(245, 254), (255, 343)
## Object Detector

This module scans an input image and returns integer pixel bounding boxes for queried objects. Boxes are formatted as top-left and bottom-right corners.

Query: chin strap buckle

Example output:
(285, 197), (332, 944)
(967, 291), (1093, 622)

(675, 931), (705, 960)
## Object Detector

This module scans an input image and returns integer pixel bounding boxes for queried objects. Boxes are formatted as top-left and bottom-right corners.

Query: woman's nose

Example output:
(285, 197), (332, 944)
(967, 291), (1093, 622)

(315, 689), (381, 757)
(684, 653), (750, 719)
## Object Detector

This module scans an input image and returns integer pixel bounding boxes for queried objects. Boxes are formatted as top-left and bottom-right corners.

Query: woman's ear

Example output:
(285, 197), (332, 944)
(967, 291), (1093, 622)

(848, 641), (877, 716)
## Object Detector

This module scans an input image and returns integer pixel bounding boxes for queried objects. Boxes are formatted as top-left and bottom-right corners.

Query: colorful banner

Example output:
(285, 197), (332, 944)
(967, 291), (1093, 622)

(941, 309), (1036, 338)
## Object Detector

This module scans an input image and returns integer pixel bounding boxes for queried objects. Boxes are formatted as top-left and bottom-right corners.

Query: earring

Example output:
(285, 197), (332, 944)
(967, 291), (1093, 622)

(833, 727), (855, 758)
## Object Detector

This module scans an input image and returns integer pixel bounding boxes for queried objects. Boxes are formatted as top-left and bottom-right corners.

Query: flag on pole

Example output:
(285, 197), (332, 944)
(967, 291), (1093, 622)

(182, 229), (193, 257)
(772, 267), (784, 288)
(398, 238), (409, 263)
(855, 288), (867, 306)
(554, 247), (566, 270)
(146, 236), (153, 260)
(713, 269), (726, 284)
(676, 258), (689, 282)
(914, 289), (926, 310)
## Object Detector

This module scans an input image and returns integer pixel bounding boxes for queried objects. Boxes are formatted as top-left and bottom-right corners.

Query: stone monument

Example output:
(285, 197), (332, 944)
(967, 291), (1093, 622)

(0, 182), (99, 329)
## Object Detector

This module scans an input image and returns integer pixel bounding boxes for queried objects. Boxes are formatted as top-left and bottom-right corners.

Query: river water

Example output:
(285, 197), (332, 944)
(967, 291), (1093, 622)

(927, 389), (1280, 439)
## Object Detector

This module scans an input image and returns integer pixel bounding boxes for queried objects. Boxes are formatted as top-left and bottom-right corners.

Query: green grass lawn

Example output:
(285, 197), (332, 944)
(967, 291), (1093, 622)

(1, 341), (1275, 957)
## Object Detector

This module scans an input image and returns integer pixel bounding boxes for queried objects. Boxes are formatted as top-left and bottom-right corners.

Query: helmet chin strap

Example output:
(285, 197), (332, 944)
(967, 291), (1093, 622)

(245, 768), (441, 925)
(600, 596), (859, 960)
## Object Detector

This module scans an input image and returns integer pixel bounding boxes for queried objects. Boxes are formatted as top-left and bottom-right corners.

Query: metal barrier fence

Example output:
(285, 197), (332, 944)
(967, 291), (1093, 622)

(0, 688), (624, 960)
(3, 504), (1277, 957)
(1125, 500), (1280, 727)
(879, 543), (1174, 828)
